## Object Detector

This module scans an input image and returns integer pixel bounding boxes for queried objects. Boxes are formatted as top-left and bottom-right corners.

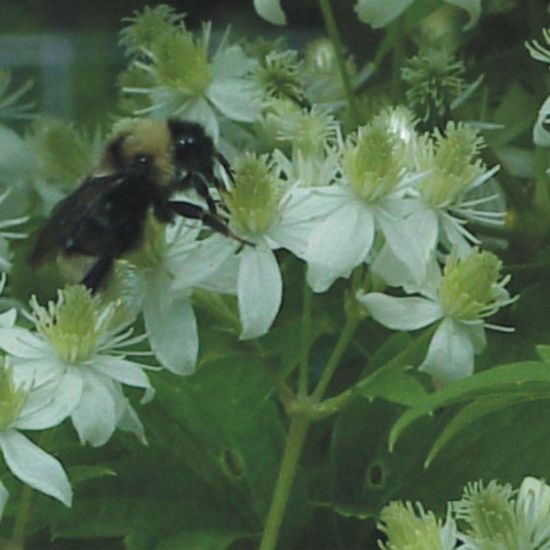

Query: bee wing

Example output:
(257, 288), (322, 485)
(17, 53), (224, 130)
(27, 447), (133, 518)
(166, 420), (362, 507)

(28, 174), (125, 267)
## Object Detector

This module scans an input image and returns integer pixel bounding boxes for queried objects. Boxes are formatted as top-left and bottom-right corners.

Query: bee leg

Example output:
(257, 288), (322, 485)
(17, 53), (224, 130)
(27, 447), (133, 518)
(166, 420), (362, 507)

(81, 256), (114, 293)
(168, 200), (254, 246)
(173, 173), (219, 215)
(214, 152), (235, 184)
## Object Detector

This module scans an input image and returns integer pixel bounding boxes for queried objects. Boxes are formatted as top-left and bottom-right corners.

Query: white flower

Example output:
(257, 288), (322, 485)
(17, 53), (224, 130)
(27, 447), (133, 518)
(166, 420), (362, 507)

(358, 249), (514, 384)
(253, 0), (287, 26)
(130, 217), (236, 375)
(527, 29), (550, 147)
(0, 189), (28, 272)
(515, 477), (550, 548)
(375, 123), (502, 287)
(455, 477), (550, 549)
(123, 21), (261, 143)
(378, 501), (459, 550)
(300, 119), (422, 293)
(0, 287), (151, 447)
(221, 153), (321, 339)
(355, 0), (481, 30)
(0, 361), (72, 518)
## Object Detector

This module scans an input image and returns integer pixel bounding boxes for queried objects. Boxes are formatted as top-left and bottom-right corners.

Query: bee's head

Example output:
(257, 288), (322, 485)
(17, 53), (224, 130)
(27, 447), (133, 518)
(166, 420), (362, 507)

(100, 119), (175, 185)
(168, 119), (215, 177)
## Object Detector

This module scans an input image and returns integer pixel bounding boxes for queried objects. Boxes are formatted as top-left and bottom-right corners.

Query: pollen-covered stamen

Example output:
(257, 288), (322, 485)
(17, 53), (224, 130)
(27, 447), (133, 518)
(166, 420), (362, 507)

(401, 49), (467, 124)
(255, 50), (305, 104)
(453, 481), (518, 545)
(439, 249), (507, 322)
(31, 286), (114, 363)
(342, 123), (404, 202)
(526, 28), (550, 65)
(223, 153), (285, 236)
(149, 27), (211, 95)
(120, 5), (185, 56)
(274, 105), (338, 157)
(371, 106), (419, 170)
(0, 361), (26, 431)
(417, 123), (486, 208)
(378, 501), (447, 550)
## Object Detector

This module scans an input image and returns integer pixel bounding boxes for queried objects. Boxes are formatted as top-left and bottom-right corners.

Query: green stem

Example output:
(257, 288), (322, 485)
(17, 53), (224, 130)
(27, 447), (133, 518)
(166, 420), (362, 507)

(390, 18), (404, 102)
(316, 325), (437, 418)
(298, 275), (313, 397)
(318, 0), (359, 123)
(9, 484), (33, 549)
(312, 313), (359, 402)
(259, 413), (311, 550)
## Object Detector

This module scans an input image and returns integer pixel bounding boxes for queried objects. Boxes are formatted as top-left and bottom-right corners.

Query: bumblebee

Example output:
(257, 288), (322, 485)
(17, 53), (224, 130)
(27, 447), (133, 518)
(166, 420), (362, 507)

(29, 118), (245, 291)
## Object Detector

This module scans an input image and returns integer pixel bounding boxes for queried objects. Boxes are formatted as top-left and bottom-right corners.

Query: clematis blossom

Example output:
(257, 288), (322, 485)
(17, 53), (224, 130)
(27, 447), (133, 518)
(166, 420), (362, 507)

(0, 286), (152, 447)
(358, 249), (515, 384)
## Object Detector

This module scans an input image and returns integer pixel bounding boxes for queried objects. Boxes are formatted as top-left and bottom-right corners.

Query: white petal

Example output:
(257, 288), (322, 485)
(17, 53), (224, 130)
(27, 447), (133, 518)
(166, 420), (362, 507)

(371, 244), (415, 289)
(266, 216), (318, 259)
(71, 373), (117, 447)
(15, 371), (83, 430)
(144, 270), (198, 375)
(358, 292), (444, 330)
(0, 480), (8, 519)
(93, 356), (151, 389)
(11, 357), (62, 389)
(237, 242), (282, 340)
(0, 430), (72, 506)
(197, 251), (240, 294)
(419, 317), (474, 384)
(208, 78), (261, 123)
(534, 95), (550, 147)
(117, 400), (147, 445)
(211, 45), (256, 78)
(306, 202), (375, 293)
(0, 308), (16, 328)
(354, 0), (414, 28)
(440, 214), (474, 256)
(462, 322), (486, 353)
(0, 328), (49, 359)
(253, 0), (287, 25)
(377, 202), (439, 286)
(170, 233), (237, 292)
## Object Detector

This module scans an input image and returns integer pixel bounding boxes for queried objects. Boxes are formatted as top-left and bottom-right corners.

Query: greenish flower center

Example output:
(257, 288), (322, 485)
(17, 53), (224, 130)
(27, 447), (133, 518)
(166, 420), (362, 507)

(454, 481), (518, 548)
(417, 123), (485, 207)
(151, 29), (211, 95)
(0, 362), (26, 431)
(378, 501), (445, 550)
(32, 286), (111, 363)
(275, 106), (337, 157)
(120, 5), (184, 55)
(224, 153), (283, 236)
(255, 50), (304, 103)
(439, 249), (502, 321)
(343, 124), (403, 202)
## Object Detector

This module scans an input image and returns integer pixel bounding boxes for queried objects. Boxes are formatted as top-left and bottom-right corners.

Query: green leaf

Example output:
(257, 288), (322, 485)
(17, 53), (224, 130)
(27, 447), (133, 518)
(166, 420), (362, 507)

(68, 465), (116, 486)
(424, 395), (528, 468)
(156, 529), (247, 550)
(389, 361), (549, 450)
(358, 362), (428, 406)
(489, 82), (538, 147)
(330, 396), (550, 517)
(537, 344), (550, 363)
